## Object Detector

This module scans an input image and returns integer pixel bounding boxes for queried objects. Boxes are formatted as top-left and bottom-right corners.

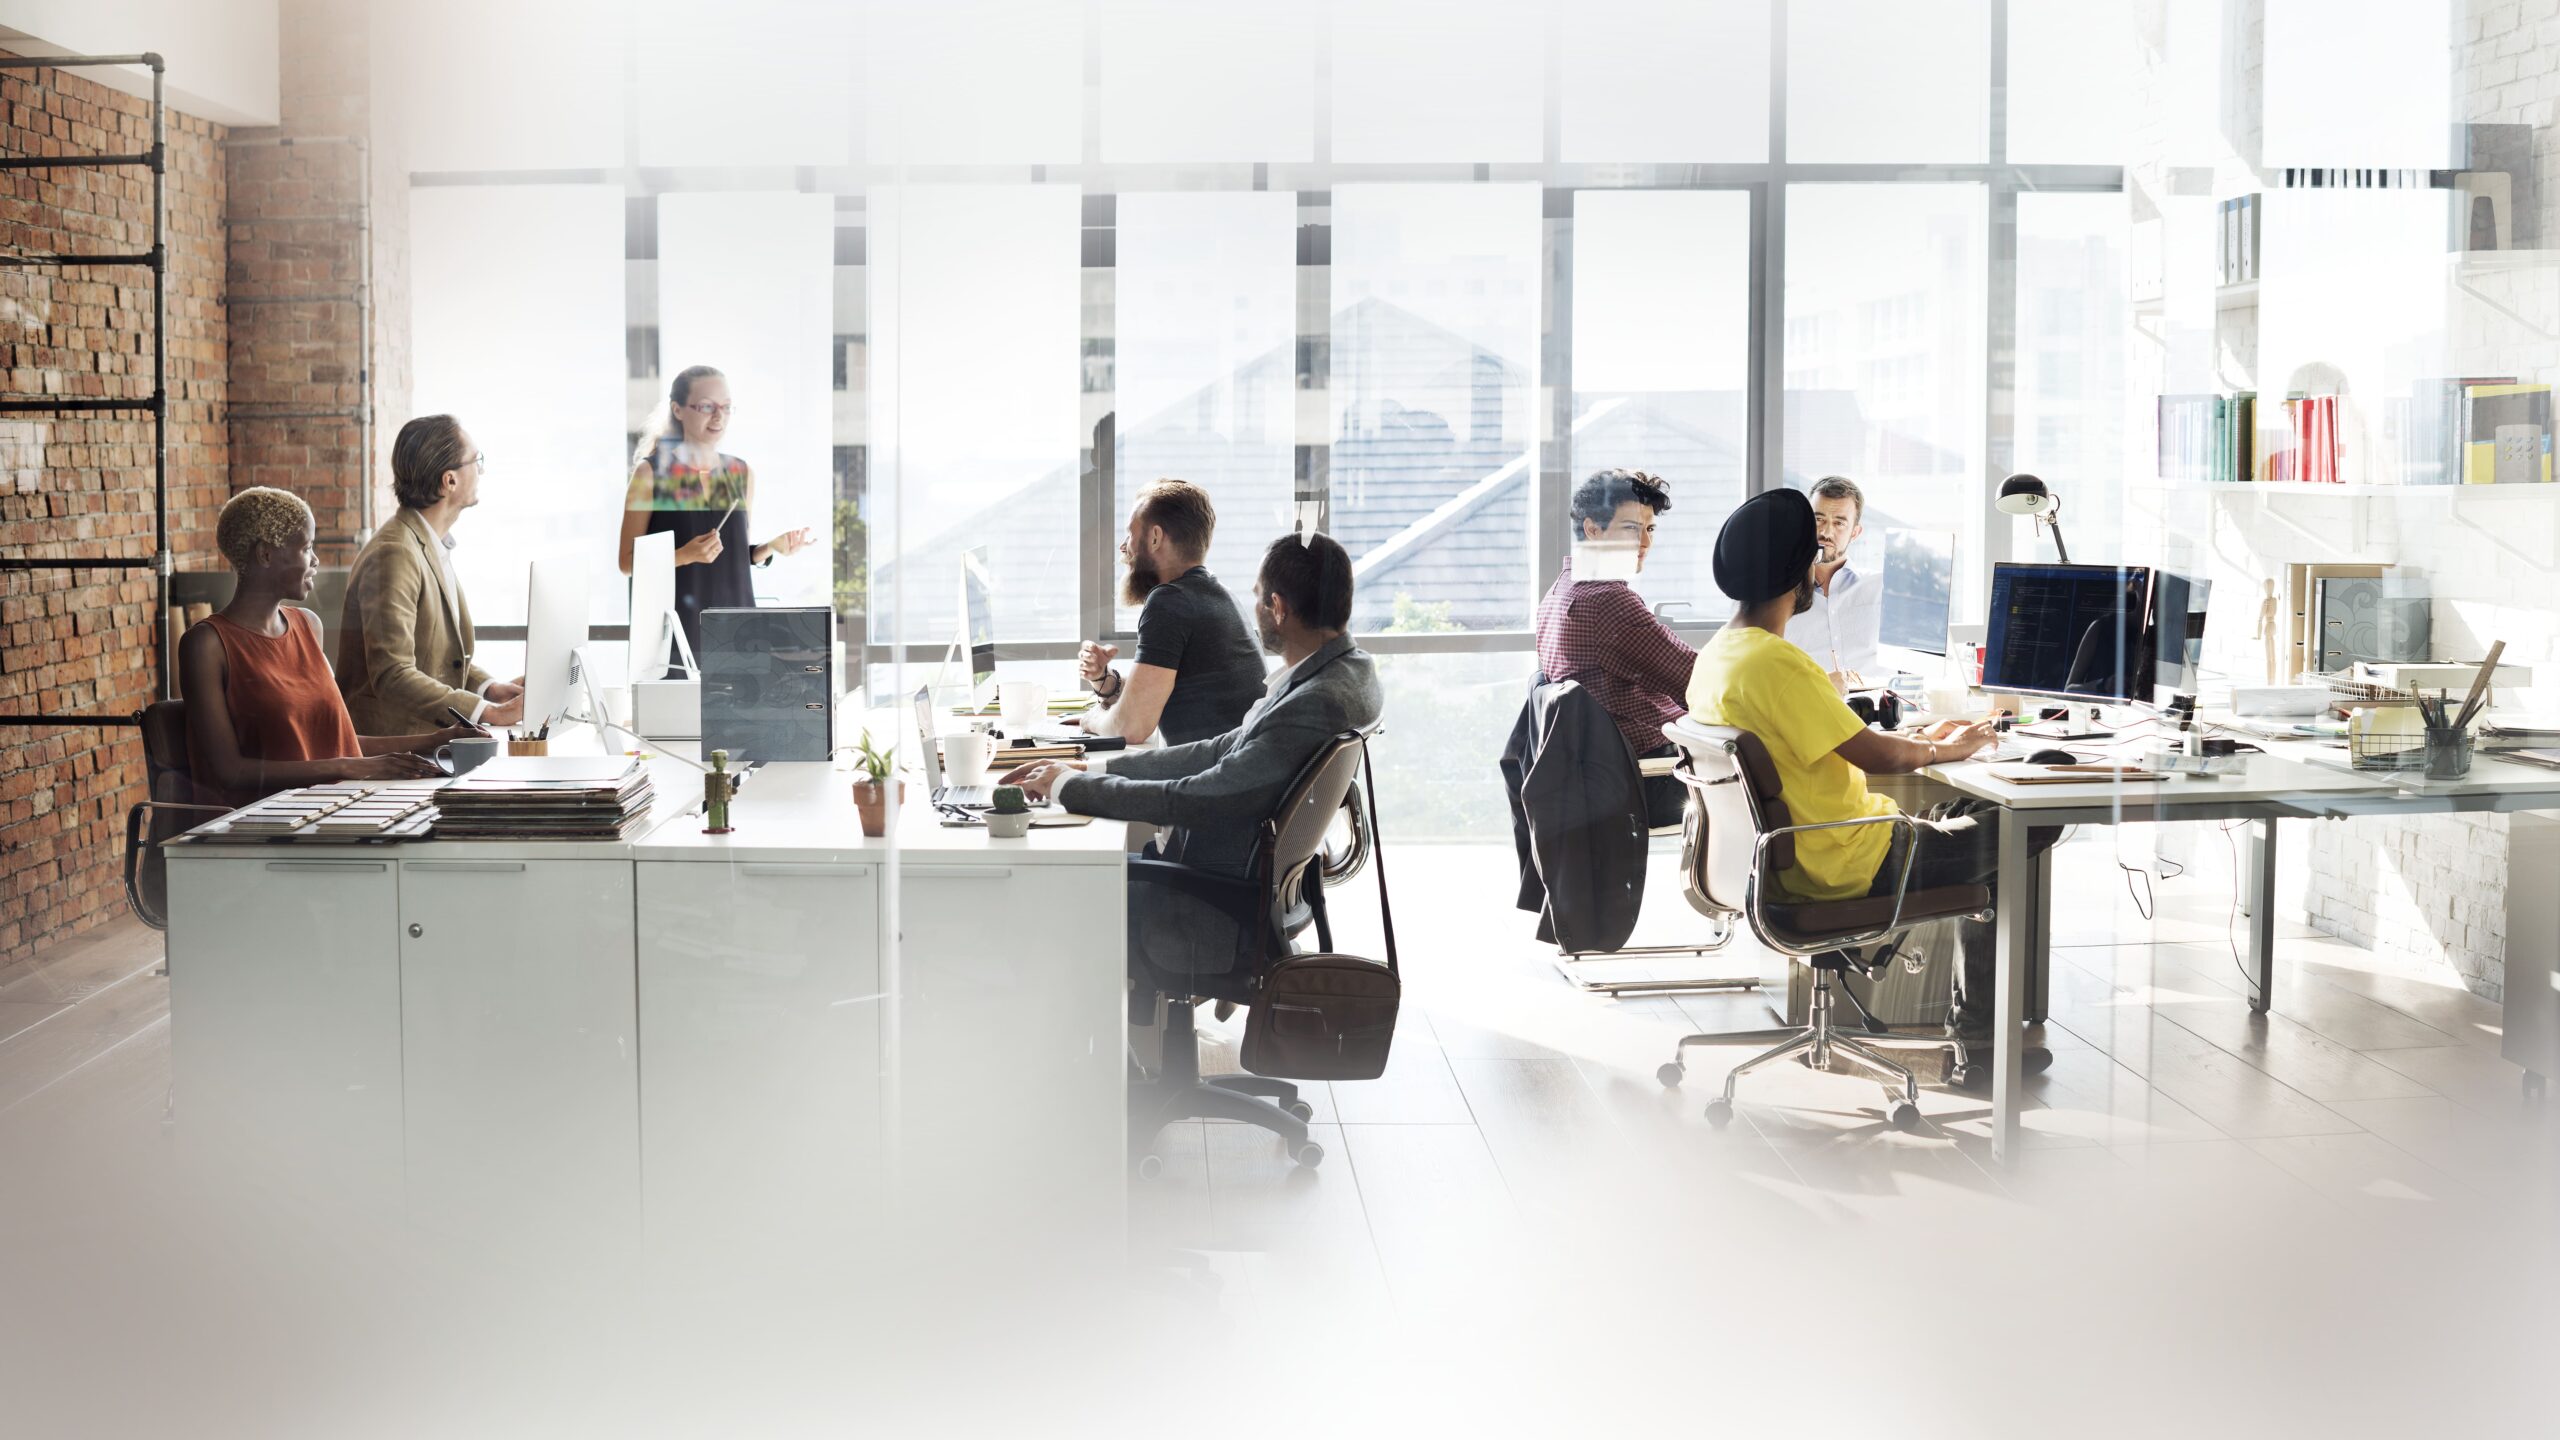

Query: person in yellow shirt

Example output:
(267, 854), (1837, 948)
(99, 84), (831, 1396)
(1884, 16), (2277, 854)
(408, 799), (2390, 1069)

(1685, 488), (2053, 1075)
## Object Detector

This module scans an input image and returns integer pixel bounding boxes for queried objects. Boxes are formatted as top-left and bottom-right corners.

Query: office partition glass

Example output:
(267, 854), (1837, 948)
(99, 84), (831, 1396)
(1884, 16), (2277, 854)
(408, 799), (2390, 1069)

(1328, 184), (1542, 634)
(631, 0), (855, 167)
(1784, 183), (1987, 611)
(861, 1), (1084, 167)
(2015, 192), (2132, 567)
(409, 184), (629, 627)
(656, 192), (837, 612)
(2004, 0), (2133, 165)
(1112, 192), (1301, 632)
(868, 184), (1084, 650)
(388, 0), (627, 172)
(2257, 188), (2451, 488)
(1785, 0), (1990, 164)
(1560, 0), (1771, 163)
(1330, 0), (1546, 163)
(1570, 189), (1752, 614)
(1098, 1), (1317, 164)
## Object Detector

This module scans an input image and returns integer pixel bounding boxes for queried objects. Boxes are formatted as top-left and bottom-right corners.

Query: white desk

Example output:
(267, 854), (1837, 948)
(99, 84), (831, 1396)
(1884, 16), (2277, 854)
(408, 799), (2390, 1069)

(1923, 745), (2560, 1162)
(164, 755), (1128, 1262)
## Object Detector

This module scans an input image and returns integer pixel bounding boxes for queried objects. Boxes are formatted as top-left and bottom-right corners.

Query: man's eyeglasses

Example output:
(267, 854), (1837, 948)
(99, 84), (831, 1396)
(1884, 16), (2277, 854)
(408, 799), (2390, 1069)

(684, 401), (735, 418)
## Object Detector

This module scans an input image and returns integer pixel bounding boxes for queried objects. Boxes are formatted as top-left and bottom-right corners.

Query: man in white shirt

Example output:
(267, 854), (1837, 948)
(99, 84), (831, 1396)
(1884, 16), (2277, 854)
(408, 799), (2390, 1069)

(1789, 475), (1883, 691)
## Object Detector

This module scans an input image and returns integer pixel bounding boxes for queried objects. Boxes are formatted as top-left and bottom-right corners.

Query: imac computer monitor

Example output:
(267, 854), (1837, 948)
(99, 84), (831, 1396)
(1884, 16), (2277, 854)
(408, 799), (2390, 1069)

(2151, 570), (2212, 694)
(628, 529), (681, 681)
(1878, 529), (1956, 656)
(961, 545), (997, 701)
(1981, 562), (2157, 703)
(523, 554), (591, 730)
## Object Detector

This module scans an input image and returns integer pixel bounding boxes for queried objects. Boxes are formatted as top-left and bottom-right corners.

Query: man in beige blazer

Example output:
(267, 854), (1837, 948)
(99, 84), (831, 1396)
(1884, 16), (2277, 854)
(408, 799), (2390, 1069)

(336, 415), (526, 732)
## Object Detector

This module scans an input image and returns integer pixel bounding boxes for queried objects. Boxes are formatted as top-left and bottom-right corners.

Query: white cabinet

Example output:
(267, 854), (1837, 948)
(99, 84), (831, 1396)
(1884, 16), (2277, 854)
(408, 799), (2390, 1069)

(166, 855), (405, 1210)
(397, 858), (639, 1247)
(895, 859), (1125, 1252)
(635, 859), (884, 1252)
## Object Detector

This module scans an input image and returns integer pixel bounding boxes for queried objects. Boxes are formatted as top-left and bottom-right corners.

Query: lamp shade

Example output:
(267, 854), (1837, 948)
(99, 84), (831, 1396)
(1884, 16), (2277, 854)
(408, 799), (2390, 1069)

(1996, 473), (2056, 516)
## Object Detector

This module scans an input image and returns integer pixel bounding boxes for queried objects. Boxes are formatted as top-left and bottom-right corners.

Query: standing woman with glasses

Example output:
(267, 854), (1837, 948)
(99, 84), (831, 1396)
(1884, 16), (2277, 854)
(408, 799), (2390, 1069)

(617, 364), (815, 673)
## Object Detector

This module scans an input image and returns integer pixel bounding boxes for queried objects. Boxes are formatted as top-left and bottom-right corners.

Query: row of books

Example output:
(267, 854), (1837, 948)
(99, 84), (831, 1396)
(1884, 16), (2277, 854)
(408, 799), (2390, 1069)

(2159, 383), (2554, 485)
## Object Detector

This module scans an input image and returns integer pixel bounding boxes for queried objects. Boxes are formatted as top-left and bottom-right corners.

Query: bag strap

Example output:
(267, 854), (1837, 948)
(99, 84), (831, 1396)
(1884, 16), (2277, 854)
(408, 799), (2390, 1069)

(1360, 739), (1397, 978)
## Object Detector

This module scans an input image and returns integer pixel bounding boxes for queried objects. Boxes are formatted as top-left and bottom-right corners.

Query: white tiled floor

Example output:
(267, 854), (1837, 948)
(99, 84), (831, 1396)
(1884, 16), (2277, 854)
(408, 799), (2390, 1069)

(5, 835), (2555, 1432)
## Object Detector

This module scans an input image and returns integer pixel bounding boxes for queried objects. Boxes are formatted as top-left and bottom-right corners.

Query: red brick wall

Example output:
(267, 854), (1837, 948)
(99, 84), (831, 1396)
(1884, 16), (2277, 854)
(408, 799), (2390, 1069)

(0, 56), (228, 967)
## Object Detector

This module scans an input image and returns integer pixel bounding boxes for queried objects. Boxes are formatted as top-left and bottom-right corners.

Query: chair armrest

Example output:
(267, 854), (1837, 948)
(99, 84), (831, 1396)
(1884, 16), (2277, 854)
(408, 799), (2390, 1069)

(1743, 811), (1924, 956)
(1126, 856), (1265, 931)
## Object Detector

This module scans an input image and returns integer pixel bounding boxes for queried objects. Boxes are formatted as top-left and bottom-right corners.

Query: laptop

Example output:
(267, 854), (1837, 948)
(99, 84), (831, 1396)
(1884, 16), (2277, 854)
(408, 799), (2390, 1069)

(913, 685), (996, 809)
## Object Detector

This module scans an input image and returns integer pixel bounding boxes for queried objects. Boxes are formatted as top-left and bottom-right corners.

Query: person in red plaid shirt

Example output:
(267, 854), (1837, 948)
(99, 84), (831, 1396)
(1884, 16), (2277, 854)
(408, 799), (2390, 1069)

(1535, 469), (1695, 828)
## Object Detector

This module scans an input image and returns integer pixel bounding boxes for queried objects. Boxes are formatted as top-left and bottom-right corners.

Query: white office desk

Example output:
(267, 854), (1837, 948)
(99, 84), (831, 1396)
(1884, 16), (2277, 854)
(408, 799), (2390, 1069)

(164, 753), (1128, 1264)
(1920, 745), (2560, 1161)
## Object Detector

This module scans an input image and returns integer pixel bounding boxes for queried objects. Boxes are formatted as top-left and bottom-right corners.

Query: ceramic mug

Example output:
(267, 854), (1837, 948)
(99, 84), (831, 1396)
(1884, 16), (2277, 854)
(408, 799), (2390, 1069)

(999, 680), (1049, 733)
(438, 735), (501, 775)
(943, 729), (994, 786)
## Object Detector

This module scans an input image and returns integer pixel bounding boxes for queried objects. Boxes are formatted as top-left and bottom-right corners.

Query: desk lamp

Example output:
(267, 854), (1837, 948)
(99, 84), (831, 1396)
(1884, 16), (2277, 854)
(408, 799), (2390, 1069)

(1997, 474), (2070, 563)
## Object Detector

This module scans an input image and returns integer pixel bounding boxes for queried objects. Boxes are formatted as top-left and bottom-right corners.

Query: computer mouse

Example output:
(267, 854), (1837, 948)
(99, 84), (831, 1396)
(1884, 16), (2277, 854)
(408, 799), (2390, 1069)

(2027, 748), (2078, 766)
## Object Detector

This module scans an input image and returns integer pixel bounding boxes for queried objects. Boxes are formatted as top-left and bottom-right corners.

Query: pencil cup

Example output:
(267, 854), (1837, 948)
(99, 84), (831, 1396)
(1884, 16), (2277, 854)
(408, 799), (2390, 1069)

(508, 738), (550, 758)
(2423, 728), (2471, 781)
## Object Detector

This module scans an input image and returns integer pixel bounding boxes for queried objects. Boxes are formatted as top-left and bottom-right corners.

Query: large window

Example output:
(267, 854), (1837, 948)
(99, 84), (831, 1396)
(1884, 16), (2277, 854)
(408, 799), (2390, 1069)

(397, 5), (2133, 839)
(1570, 189), (1752, 614)
(867, 184), (1083, 649)
(1785, 184), (1988, 612)
(1112, 192), (1300, 629)
(1329, 184), (1541, 634)
(409, 184), (629, 627)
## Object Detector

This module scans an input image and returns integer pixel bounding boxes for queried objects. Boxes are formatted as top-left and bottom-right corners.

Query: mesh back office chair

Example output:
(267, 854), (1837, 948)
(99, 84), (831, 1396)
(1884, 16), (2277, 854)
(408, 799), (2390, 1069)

(1127, 727), (1377, 1174)
(123, 700), (229, 932)
(1654, 718), (1986, 1132)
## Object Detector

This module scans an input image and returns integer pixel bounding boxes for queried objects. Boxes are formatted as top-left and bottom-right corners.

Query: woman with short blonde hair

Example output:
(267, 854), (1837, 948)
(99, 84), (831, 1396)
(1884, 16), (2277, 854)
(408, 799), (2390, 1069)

(182, 487), (476, 804)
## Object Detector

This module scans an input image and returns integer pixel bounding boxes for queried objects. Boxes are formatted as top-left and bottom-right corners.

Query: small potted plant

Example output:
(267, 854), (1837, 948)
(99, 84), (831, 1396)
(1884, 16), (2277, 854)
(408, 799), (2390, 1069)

(983, 784), (1035, 839)
(850, 729), (900, 837)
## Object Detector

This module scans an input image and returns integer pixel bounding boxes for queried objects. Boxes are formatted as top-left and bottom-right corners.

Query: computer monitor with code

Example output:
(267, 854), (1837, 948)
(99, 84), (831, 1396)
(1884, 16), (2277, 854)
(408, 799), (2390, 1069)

(1982, 562), (2158, 703)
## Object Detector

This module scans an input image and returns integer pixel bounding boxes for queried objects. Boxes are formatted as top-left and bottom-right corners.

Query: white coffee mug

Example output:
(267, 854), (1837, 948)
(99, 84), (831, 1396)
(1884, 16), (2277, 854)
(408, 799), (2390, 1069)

(999, 680), (1049, 733)
(438, 735), (501, 775)
(943, 729), (994, 786)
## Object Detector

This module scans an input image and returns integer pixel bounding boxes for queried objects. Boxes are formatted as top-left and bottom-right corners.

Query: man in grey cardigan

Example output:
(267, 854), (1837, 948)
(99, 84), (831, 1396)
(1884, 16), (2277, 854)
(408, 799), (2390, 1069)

(1002, 532), (1382, 981)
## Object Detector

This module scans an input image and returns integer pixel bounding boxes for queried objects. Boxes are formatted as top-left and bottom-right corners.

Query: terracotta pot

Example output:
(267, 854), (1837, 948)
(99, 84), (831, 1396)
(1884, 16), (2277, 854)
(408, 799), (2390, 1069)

(852, 778), (901, 837)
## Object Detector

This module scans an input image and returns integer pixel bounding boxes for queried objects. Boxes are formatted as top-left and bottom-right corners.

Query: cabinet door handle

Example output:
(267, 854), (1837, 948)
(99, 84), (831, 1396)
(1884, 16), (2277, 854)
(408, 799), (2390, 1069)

(903, 866), (1013, 880)
(738, 863), (875, 878)
(263, 860), (388, 873)
(402, 861), (528, 873)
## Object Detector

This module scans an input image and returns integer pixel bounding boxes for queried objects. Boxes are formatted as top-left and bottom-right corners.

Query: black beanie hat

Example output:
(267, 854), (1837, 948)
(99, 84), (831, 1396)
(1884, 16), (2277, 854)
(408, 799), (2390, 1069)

(1712, 488), (1820, 604)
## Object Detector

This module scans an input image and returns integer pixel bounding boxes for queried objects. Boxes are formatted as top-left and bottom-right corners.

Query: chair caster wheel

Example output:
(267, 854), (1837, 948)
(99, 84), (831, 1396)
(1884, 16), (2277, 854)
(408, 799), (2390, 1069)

(1284, 1099), (1315, 1122)
(1703, 1098), (1734, 1128)
(1292, 1140), (1325, 1169)
(1135, 1153), (1164, 1181)
(2525, 1071), (2547, 1101)
(2024, 1047), (2054, 1077)
(1657, 1062), (1685, 1088)
(1888, 1101), (1922, 1133)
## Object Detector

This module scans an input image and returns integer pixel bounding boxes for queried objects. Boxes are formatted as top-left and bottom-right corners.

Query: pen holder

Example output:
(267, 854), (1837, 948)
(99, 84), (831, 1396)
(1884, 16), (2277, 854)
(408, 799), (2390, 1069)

(507, 738), (550, 757)
(2423, 727), (2472, 780)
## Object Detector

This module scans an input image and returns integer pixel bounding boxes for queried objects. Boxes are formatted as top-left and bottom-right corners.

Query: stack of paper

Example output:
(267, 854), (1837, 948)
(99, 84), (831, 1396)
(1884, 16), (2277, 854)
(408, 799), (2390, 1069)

(431, 757), (658, 841)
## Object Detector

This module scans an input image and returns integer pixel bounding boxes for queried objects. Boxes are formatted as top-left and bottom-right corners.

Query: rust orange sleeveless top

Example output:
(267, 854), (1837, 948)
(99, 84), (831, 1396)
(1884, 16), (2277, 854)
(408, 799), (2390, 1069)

(195, 609), (363, 785)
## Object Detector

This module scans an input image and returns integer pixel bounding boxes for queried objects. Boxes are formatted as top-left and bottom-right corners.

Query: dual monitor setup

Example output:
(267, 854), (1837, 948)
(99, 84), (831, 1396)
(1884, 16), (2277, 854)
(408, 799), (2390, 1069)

(1865, 526), (2209, 710)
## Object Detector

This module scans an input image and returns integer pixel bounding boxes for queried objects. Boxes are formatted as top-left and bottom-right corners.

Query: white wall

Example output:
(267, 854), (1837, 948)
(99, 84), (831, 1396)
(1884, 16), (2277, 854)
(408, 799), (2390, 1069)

(0, 0), (278, 126)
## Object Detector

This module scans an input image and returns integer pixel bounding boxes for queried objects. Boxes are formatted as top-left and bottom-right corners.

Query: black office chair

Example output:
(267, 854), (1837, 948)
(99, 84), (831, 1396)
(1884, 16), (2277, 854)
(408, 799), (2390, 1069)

(1127, 726), (1379, 1175)
(1655, 718), (1986, 1132)
(123, 699), (228, 932)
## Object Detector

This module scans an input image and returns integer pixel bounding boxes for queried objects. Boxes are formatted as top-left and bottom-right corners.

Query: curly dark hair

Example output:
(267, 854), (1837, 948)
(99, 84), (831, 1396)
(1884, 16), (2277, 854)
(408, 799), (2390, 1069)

(1569, 468), (1672, 534)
